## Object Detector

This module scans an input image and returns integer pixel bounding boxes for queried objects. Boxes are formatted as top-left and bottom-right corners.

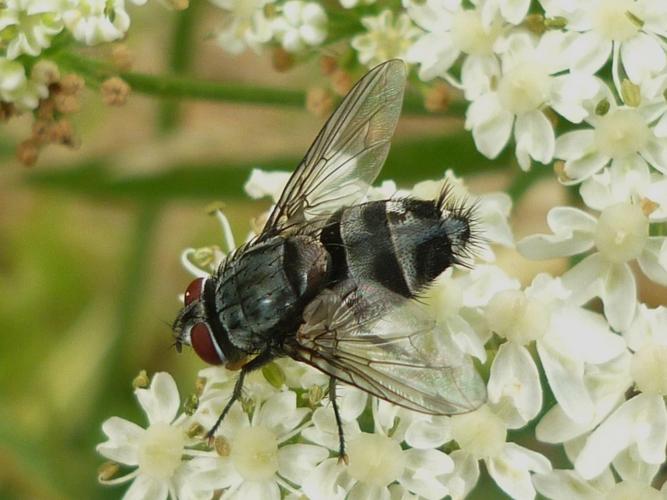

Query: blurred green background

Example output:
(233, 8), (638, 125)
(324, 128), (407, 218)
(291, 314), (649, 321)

(1, 2), (665, 499)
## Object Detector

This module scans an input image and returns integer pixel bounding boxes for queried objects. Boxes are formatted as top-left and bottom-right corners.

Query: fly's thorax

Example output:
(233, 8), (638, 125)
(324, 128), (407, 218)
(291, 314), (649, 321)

(215, 236), (330, 352)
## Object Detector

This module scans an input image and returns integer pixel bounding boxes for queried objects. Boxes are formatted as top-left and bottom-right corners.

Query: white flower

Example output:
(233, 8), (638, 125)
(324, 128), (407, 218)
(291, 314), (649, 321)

(448, 405), (552, 499)
(97, 373), (197, 499)
(274, 356), (329, 390)
(197, 364), (279, 407)
(351, 10), (420, 68)
(423, 265), (518, 362)
(303, 398), (455, 500)
(208, 0), (275, 54)
(465, 32), (599, 170)
(403, 0), (504, 91)
(579, 167), (667, 222)
(62, 0), (133, 45)
(536, 352), (633, 445)
(0, 0), (63, 59)
(480, 0), (531, 25)
(189, 390), (327, 499)
(573, 305), (667, 479)
(244, 168), (290, 201)
(272, 1), (327, 52)
(0, 57), (48, 110)
(540, 0), (667, 85)
(533, 467), (667, 499)
(517, 203), (667, 330)
(555, 91), (667, 185)
(486, 274), (626, 427)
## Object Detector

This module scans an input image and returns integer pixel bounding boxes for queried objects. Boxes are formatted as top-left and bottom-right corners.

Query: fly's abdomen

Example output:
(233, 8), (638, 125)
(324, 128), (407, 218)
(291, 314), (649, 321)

(323, 199), (471, 298)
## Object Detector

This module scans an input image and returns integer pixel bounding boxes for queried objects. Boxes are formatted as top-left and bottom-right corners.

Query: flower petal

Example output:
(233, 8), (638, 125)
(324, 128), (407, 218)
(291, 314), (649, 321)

(445, 450), (480, 500)
(561, 253), (607, 305)
(400, 448), (452, 499)
(564, 152), (611, 184)
(465, 93), (514, 159)
(278, 444), (329, 486)
(638, 238), (667, 286)
(621, 33), (666, 83)
(348, 483), (389, 500)
(555, 130), (597, 160)
(404, 416), (452, 449)
(514, 110), (555, 170)
(538, 340), (592, 425)
(257, 391), (308, 438)
(612, 448), (661, 483)
(231, 480), (280, 500)
(575, 394), (666, 479)
(567, 32), (612, 74)
(518, 206), (597, 260)
(641, 137), (667, 175)
(301, 458), (348, 500)
(487, 443), (550, 499)
(122, 474), (168, 500)
(97, 417), (144, 465)
(548, 306), (626, 364)
(500, 0), (530, 24)
(532, 469), (601, 500)
(488, 343), (542, 427)
(135, 372), (180, 425)
(601, 263), (637, 331)
(550, 73), (600, 123)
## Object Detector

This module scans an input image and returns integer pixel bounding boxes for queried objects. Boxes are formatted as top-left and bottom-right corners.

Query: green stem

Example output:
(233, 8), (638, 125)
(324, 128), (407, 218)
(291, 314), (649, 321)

(158, 0), (201, 132)
(53, 51), (466, 116)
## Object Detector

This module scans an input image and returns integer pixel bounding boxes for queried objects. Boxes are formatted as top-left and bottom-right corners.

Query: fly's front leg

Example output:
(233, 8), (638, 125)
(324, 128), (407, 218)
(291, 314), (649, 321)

(205, 350), (274, 444)
(329, 377), (349, 465)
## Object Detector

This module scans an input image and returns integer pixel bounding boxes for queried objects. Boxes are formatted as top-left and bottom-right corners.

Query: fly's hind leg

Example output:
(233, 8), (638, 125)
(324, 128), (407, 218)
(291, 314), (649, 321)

(329, 377), (349, 465)
(205, 350), (274, 445)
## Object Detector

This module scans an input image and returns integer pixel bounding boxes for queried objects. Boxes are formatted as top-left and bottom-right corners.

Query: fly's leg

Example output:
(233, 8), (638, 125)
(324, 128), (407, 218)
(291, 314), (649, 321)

(206, 350), (274, 444)
(329, 377), (349, 465)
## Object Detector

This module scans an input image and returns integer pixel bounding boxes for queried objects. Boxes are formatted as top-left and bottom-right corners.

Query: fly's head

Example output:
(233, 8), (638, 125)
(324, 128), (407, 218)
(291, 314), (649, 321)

(173, 276), (243, 368)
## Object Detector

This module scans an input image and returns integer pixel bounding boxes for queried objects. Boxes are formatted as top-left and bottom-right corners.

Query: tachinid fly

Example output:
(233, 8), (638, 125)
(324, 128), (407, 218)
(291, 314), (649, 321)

(173, 59), (486, 461)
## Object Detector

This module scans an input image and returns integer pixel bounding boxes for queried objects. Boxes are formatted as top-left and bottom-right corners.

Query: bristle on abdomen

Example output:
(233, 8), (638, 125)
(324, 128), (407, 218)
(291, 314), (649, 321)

(325, 191), (481, 300)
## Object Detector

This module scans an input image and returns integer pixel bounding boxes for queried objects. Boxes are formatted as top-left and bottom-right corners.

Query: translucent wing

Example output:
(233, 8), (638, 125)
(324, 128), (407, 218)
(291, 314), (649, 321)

(259, 59), (406, 238)
(286, 284), (487, 414)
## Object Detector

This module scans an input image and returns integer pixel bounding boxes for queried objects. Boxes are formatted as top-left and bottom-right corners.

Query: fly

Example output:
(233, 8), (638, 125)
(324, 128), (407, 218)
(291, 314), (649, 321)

(172, 60), (486, 462)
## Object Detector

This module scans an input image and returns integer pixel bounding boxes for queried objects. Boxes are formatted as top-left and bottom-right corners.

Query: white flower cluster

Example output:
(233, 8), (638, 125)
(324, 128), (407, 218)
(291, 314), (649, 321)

(98, 165), (667, 499)
(208, 0), (327, 54)
(0, 0), (157, 111)
(93, 1), (667, 498)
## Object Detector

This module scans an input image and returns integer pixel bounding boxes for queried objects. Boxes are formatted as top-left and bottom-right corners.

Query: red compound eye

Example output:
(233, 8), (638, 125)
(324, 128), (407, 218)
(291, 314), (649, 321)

(184, 278), (205, 306)
(190, 323), (223, 365)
